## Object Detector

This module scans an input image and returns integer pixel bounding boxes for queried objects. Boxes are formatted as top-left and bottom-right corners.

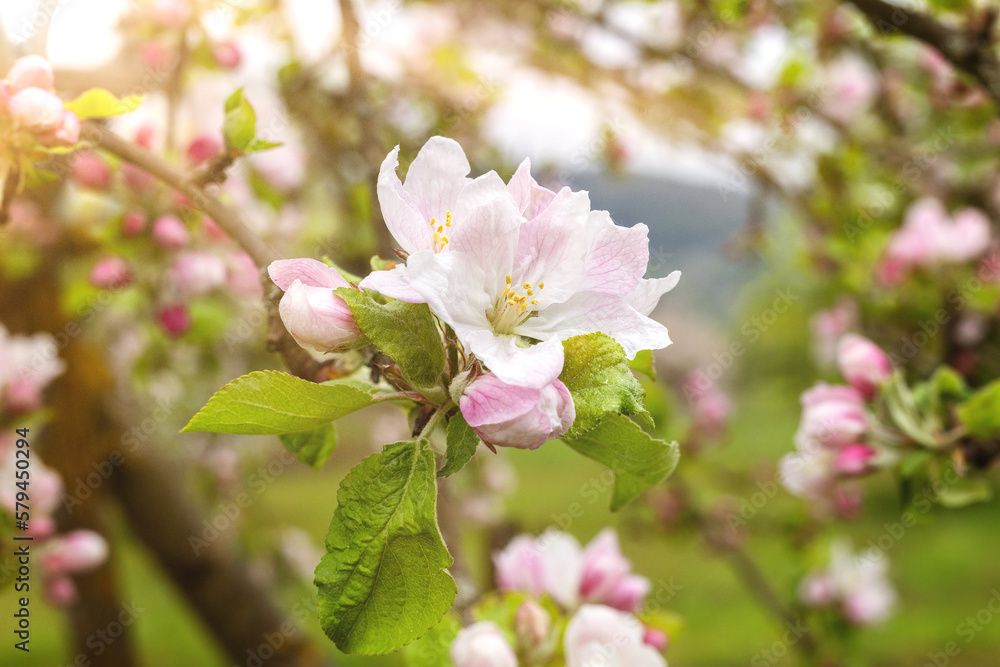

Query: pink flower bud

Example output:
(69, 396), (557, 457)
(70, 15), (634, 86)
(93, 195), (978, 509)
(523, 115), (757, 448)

(6, 55), (55, 92)
(141, 41), (174, 72)
(169, 252), (227, 296)
(45, 576), (78, 607)
(89, 257), (134, 290)
(152, 215), (190, 250)
(8, 88), (64, 133)
(122, 163), (154, 191)
(799, 573), (835, 607)
(186, 134), (223, 166)
(121, 210), (147, 237)
(834, 443), (877, 476)
(202, 217), (228, 241)
(795, 383), (868, 451)
(836, 333), (891, 397)
(212, 40), (242, 69)
(460, 374), (575, 450)
(450, 622), (517, 667)
(159, 304), (191, 337)
(3, 376), (44, 415)
(643, 627), (669, 651)
(71, 151), (112, 189)
(514, 599), (550, 648)
(268, 259), (361, 352)
(41, 530), (109, 575)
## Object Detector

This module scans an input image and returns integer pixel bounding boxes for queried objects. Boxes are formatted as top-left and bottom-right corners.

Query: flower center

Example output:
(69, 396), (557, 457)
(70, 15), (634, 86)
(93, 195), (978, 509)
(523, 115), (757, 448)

(429, 211), (452, 252)
(487, 275), (544, 335)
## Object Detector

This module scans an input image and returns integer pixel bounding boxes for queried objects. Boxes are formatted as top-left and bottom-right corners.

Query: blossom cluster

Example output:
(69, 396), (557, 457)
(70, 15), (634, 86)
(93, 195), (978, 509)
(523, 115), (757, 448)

(449, 529), (667, 667)
(0, 325), (108, 606)
(270, 136), (679, 449)
(0, 56), (79, 149)
(779, 333), (891, 514)
(798, 540), (896, 626)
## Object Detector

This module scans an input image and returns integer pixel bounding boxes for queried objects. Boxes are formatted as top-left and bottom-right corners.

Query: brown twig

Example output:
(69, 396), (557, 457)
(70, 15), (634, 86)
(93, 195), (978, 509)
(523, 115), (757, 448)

(82, 122), (328, 381)
(844, 0), (1000, 108)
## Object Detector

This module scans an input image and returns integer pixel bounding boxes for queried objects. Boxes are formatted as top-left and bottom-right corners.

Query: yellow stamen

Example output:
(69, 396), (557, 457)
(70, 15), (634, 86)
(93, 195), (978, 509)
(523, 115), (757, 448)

(445, 211), (452, 227)
(531, 299), (539, 305)
(538, 282), (545, 289)
(526, 289), (534, 296)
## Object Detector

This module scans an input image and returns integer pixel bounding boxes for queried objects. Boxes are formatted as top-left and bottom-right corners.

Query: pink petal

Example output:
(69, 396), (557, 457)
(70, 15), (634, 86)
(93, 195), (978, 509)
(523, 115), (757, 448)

(402, 136), (472, 223)
(581, 212), (650, 295)
(268, 258), (348, 290)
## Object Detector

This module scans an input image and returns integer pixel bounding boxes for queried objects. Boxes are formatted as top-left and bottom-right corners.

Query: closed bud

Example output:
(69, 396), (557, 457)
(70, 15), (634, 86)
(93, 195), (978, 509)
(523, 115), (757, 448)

(268, 259), (361, 352)
(159, 303), (191, 336)
(5, 55), (54, 92)
(212, 40), (242, 69)
(122, 210), (147, 237)
(837, 334), (891, 398)
(71, 151), (113, 189)
(460, 374), (575, 450)
(834, 443), (876, 476)
(186, 133), (223, 166)
(152, 214), (191, 250)
(515, 599), (550, 648)
(450, 622), (517, 667)
(41, 530), (109, 575)
(89, 256), (134, 290)
(8, 88), (64, 133)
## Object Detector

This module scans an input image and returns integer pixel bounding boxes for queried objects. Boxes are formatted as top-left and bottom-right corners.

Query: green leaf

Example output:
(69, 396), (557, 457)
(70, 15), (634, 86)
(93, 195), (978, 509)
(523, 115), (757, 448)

(279, 423), (337, 471)
(564, 414), (679, 511)
(65, 88), (143, 119)
(182, 371), (376, 435)
(559, 333), (647, 437)
(936, 476), (992, 508)
(246, 138), (282, 153)
(629, 349), (656, 381)
(336, 288), (445, 390)
(438, 413), (480, 477)
(957, 380), (1000, 439)
(316, 440), (456, 654)
(223, 88), (257, 152)
(402, 614), (461, 667)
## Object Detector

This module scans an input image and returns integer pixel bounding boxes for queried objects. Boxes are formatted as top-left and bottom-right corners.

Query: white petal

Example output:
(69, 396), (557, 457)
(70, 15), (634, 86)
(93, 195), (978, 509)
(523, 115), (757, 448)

(403, 136), (472, 226)
(377, 146), (435, 254)
(461, 330), (565, 389)
(628, 271), (681, 316)
(358, 265), (424, 303)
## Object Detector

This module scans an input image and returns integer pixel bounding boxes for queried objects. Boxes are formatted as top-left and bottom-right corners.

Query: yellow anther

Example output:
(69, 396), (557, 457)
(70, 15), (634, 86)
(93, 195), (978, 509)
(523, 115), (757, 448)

(446, 211), (452, 227)
(430, 217), (436, 227)
(441, 237), (449, 246)
(526, 289), (534, 296)
(435, 225), (443, 234)
(522, 282), (531, 290)
(531, 299), (539, 305)
(506, 275), (512, 284)
(507, 299), (515, 306)
(538, 282), (545, 289)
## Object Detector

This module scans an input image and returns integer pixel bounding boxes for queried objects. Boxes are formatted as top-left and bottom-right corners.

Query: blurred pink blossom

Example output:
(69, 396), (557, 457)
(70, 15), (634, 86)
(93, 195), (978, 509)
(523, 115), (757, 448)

(564, 605), (666, 667)
(5, 55), (54, 92)
(152, 215), (191, 250)
(795, 383), (869, 451)
(884, 198), (991, 274)
(121, 210), (148, 237)
(169, 252), (228, 296)
(41, 530), (109, 575)
(809, 298), (857, 368)
(89, 257), (134, 290)
(71, 151), (113, 189)
(821, 54), (878, 124)
(836, 333), (891, 398)
(212, 41), (243, 69)
(799, 540), (895, 626)
(450, 621), (517, 667)
(8, 88), (64, 133)
(158, 304), (191, 337)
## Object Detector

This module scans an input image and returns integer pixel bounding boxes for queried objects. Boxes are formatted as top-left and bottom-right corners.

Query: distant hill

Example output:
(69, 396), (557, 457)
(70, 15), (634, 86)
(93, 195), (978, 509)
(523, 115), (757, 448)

(567, 172), (761, 323)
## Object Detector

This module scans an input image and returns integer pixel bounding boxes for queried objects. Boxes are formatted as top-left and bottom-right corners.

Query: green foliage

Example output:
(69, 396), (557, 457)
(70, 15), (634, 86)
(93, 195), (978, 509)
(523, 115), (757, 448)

(65, 88), (143, 119)
(564, 414), (679, 511)
(182, 371), (375, 434)
(336, 287), (446, 390)
(629, 349), (656, 381)
(402, 614), (461, 667)
(559, 333), (648, 437)
(278, 423), (337, 471)
(438, 413), (480, 477)
(957, 380), (1000, 439)
(315, 440), (456, 655)
(223, 89), (281, 153)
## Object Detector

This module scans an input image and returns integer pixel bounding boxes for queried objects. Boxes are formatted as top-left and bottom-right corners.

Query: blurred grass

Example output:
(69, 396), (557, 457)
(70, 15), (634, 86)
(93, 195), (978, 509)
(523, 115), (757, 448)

(4, 375), (1000, 666)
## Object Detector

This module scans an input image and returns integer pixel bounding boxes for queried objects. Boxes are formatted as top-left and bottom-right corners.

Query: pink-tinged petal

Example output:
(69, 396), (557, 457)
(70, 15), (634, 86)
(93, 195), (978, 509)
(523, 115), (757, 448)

(564, 605), (666, 667)
(521, 292), (672, 358)
(6, 55), (54, 92)
(268, 258), (348, 290)
(8, 88), (64, 132)
(628, 271), (681, 316)
(450, 621), (518, 667)
(494, 535), (546, 595)
(403, 135), (472, 223)
(41, 530), (109, 575)
(358, 265), (425, 303)
(603, 574), (651, 613)
(836, 333), (891, 398)
(579, 529), (631, 600)
(582, 212), (649, 295)
(944, 208), (991, 262)
(536, 530), (585, 607)
(278, 280), (360, 352)
(462, 330), (565, 390)
(377, 146), (435, 254)
(448, 172), (523, 292)
(513, 188), (591, 305)
(506, 157), (556, 219)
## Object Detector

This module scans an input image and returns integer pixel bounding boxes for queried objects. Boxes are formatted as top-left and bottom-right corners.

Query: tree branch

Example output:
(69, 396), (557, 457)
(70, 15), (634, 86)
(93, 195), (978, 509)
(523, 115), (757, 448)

(81, 123), (329, 382)
(844, 0), (1000, 107)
